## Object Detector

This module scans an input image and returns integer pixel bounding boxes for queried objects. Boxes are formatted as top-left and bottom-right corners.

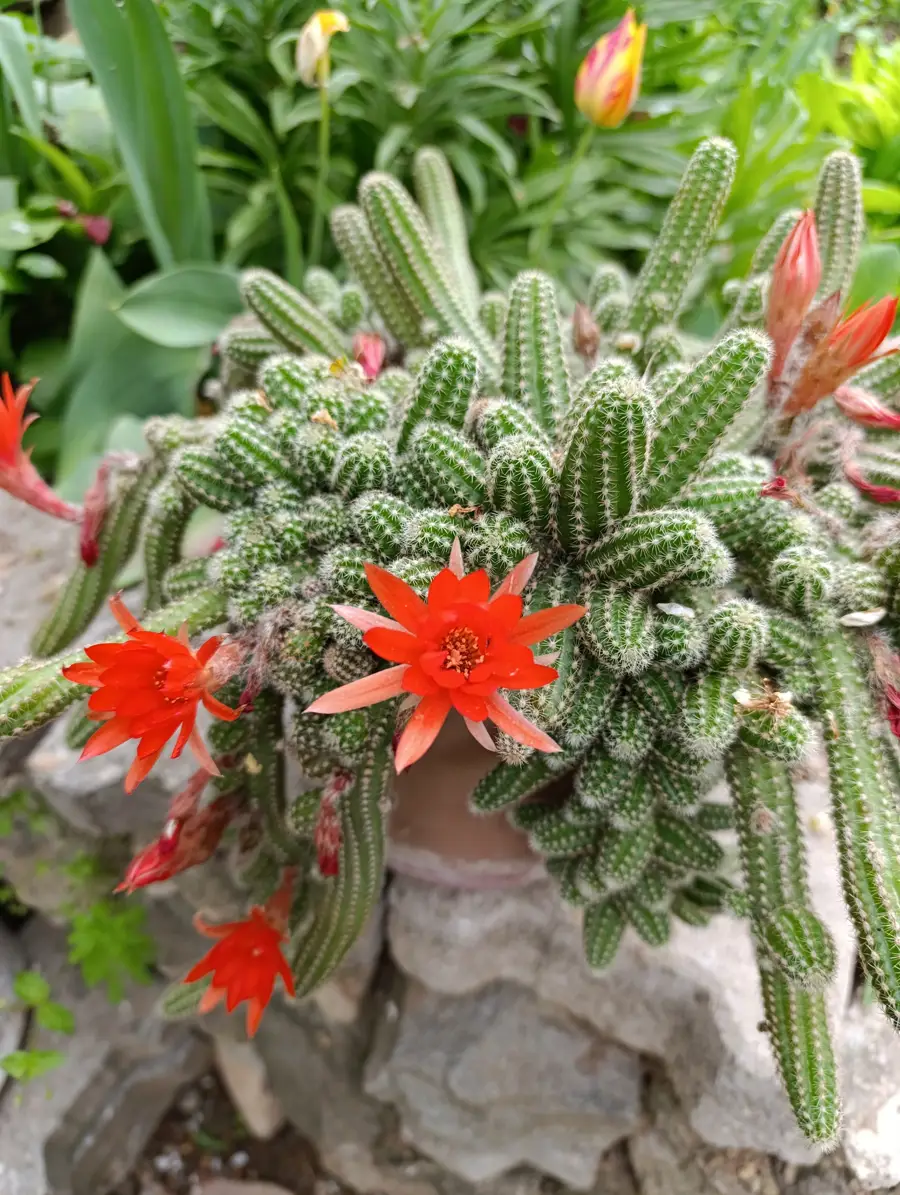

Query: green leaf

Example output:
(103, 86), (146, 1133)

(1, 1048), (66, 1082)
(13, 970), (50, 1006)
(66, 900), (155, 1004)
(192, 76), (278, 164)
(115, 264), (242, 347)
(68, 0), (211, 267)
(0, 15), (42, 139)
(36, 1001), (76, 1035)
(17, 252), (66, 279)
(847, 243), (900, 311)
(863, 182), (900, 216)
(15, 132), (96, 211)
(0, 209), (61, 251)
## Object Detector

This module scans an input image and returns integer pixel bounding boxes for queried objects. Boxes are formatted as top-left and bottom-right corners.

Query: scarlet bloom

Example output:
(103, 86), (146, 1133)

(760, 476), (790, 499)
(184, 868), (296, 1037)
(353, 332), (386, 381)
(305, 543), (586, 772)
(767, 211), (821, 383)
(834, 384), (900, 431)
(783, 296), (899, 416)
(575, 9), (647, 130)
(843, 459), (900, 505)
(0, 373), (80, 523)
(62, 594), (242, 793)
(117, 776), (236, 894)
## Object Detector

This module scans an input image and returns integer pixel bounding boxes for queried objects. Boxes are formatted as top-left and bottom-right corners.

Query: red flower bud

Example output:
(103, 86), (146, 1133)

(78, 214), (112, 246)
(760, 476), (790, 499)
(767, 212), (821, 382)
(353, 332), (386, 381)
(834, 385), (900, 430)
(844, 459), (900, 505)
(79, 462), (110, 567)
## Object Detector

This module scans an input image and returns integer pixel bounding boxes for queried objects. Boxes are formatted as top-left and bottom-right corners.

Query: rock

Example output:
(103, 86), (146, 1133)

(628, 1070), (782, 1195)
(387, 756), (854, 1166)
(0, 924), (27, 1097)
(213, 1036), (285, 1140)
(365, 977), (642, 1188)
(839, 1000), (900, 1191)
(0, 491), (76, 672)
(199, 1182), (295, 1195)
(0, 916), (210, 1195)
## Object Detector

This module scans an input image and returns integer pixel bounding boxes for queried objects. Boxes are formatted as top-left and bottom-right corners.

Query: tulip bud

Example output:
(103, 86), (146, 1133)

(296, 10), (349, 87)
(575, 9), (647, 129)
(767, 211), (821, 382)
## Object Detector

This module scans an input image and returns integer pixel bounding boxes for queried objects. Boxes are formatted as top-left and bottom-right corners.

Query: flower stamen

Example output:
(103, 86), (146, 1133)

(441, 626), (484, 676)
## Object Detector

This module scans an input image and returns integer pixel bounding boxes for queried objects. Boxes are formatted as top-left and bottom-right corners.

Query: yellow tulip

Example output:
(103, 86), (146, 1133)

(575, 9), (647, 129)
(297, 10), (350, 87)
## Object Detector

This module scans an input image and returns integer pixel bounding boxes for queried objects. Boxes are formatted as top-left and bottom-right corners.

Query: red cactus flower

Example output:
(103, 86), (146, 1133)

(834, 385), (900, 430)
(116, 773), (236, 894)
(353, 332), (386, 381)
(62, 594), (243, 793)
(783, 297), (899, 416)
(184, 868), (296, 1037)
(305, 542), (586, 772)
(0, 373), (80, 522)
(767, 211), (821, 383)
(760, 476), (790, 499)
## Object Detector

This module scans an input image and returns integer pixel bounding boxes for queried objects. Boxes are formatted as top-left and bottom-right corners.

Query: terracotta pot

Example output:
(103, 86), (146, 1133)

(388, 712), (545, 890)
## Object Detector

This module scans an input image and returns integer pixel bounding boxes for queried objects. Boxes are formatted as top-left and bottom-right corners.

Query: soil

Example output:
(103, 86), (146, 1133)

(109, 1069), (338, 1195)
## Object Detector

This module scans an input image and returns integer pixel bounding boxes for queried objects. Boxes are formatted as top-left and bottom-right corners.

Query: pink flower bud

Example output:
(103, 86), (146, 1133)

(844, 458), (900, 505)
(767, 211), (821, 382)
(575, 9), (647, 130)
(78, 214), (112, 246)
(353, 332), (386, 380)
(834, 385), (900, 430)
(80, 462), (111, 567)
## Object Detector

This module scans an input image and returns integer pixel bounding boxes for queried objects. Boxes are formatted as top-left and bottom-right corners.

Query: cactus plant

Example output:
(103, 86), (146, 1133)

(3, 140), (900, 1148)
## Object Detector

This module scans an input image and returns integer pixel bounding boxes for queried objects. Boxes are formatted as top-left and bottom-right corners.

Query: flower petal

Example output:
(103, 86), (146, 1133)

(428, 568), (462, 609)
(486, 593), (523, 633)
(331, 604), (405, 633)
(364, 626), (422, 663)
(503, 662), (559, 690)
(508, 604), (588, 646)
(109, 592), (142, 636)
(80, 717), (133, 760)
(201, 691), (241, 721)
(448, 537), (465, 578)
(125, 746), (165, 793)
(457, 570), (491, 603)
(494, 552), (539, 598)
(451, 690), (489, 720)
(305, 664), (408, 713)
(364, 563), (428, 630)
(486, 693), (561, 753)
(62, 661), (104, 686)
(394, 692), (451, 772)
(464, 717), (496, 752)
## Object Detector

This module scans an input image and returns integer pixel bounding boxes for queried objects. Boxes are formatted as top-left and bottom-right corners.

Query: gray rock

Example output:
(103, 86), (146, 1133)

(212, 1036), (284, 1141)
(365, 978), (642, 1188)
(839, 1000), (900, 1191)
(199, 1182), (295, 1195)
(387, 756), (854, 1166)
(0, 924), (27, 1097)
(0, 916), (209, 1195)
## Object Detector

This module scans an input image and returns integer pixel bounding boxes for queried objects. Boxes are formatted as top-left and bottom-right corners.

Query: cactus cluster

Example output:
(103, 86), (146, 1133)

(4, 138), (900, 1146)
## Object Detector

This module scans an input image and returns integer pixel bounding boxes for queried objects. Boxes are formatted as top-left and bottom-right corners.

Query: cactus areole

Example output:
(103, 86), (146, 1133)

(3, 140), (900, 1144)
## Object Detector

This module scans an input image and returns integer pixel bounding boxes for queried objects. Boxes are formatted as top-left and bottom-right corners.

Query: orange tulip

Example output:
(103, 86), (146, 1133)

(575, 9), (647, 129)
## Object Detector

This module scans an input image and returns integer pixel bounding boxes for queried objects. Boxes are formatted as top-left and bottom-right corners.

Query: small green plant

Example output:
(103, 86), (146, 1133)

(66, 900), (155, 1003)
(0, 970), (75, 1085)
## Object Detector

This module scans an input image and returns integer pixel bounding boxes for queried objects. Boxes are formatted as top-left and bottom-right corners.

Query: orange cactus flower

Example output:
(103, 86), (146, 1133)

(575, 9), (647, 129)
(0, 373), (80, 523)
(184, 869), (296, 1038)
(783, 296), (899, 416)
(61, 594), (242, 793)
(306, 542), (587, 772)
(767, 210), (821, 382)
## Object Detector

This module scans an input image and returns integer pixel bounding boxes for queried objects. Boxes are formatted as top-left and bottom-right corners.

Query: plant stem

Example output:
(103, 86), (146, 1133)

(532, 124), (594, 261)
(310, 62), (331, 267)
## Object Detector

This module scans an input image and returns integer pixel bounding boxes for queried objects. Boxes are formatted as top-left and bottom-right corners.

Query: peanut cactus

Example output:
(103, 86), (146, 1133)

(3, 139), (900, 1147)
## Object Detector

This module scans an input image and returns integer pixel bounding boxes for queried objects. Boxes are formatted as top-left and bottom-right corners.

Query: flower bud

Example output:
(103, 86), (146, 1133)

(575, 9), (646, 129)
(353, 331), (386, 380)
(767, 211), (821, 381)
(296, 10), (349, 87)
(834, 385), (900, 430)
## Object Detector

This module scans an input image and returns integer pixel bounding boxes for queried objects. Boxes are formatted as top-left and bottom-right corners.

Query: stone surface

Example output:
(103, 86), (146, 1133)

(387, 757), (854, 1166)
(199, 1182), (294, 1195)
(0, 923), (27, 1097)
(213, 1036), (285, 1141)
(0, 491), (77, 671)
(0, 916), (209, 1195)
(366, 977), (643, 1188)
(839, 1001), (900, 1191)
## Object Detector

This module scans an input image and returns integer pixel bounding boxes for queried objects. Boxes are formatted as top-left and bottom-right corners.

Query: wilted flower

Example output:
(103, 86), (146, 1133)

(306, 541), (586, 772)
(783, 296), (898, 416)
(575, 9), (647, 129)
(573, 302), (601, 363)
(767, 211), (821, 382)
(296, 10), (349, 87)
